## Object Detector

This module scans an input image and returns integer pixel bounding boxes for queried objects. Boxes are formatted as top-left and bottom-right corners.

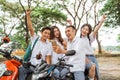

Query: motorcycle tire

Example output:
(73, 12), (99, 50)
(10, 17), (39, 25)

(37, 76), (56, 80)
(65, 77), (74, 80)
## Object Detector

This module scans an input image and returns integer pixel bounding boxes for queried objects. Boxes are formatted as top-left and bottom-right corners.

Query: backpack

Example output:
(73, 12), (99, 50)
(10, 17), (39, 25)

(23, 37), (39, 61)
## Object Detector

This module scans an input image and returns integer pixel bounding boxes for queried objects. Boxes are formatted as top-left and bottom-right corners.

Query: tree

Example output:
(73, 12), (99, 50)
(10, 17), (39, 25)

(59, 0), (96, 31)
(30, 7), (67, 33)
(0, 9), (19, 37)
(0, 0), (67, 49)
(55, 0), (105, 54)
(100, 0), (120, 49)
(100, 0), (120, 28)
(0, 0), (28, 47)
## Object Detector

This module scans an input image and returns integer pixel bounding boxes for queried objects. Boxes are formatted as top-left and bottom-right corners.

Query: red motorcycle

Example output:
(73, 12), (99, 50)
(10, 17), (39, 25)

(0, 41), (26, 80)
(0, 48), (22, 80)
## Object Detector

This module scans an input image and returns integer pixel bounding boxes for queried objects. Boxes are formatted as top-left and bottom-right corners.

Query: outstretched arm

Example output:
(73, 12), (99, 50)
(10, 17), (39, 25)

(93, 15), (107, 38)
(26, 9), (34, 37)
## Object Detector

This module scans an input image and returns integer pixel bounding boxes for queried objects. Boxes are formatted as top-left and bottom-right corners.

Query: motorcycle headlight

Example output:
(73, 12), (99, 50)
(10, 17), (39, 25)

(0, 63), (7, 77)
(32, 71), (48, 80)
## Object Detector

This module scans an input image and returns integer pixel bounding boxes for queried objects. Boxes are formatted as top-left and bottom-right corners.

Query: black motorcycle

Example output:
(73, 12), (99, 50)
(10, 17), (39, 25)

(31, 50), (76, 80)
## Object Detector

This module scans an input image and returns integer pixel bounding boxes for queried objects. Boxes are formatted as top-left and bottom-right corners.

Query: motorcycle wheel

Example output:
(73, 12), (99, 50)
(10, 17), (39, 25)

(66, 77), (73, 80)
(40, 76), (56, 80)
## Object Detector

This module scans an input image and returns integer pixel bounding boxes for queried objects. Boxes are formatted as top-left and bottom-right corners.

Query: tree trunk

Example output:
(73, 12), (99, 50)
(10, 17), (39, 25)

(94, 1), (102, 54)
(25, 14), (29, 46)
(96, 32), (102, 54)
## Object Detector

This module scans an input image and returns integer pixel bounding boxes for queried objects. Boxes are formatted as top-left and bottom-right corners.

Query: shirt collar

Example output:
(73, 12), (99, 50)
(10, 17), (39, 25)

(40, 37), (48, 44)
(68, 36), (77, 43)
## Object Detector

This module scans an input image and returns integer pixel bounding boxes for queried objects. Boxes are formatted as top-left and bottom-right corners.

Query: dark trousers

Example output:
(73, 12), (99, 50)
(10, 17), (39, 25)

(18, 66), (33, 80)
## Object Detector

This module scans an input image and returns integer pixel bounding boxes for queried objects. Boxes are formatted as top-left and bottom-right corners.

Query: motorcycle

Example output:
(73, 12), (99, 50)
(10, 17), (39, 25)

(31, 50), (76, 80)
(0, 48), (21, 80)
(31, 50), (92, 80)
(0, 42), (29, 80)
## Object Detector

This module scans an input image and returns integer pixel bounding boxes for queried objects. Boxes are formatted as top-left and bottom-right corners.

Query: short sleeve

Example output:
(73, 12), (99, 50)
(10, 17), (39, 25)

(30, 34), (39, 47)
(89, 33), (95, 43)
(30, 34), (38, 43)
(46, 42), (53, 55)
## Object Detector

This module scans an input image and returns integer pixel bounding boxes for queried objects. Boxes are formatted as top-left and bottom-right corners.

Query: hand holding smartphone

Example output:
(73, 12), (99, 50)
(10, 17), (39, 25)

(51, 40), (57, 46)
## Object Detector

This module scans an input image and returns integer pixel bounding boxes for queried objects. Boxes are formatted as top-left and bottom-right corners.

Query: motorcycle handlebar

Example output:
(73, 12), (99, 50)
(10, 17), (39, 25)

(52, 62), (73, 68)
(0, 49), (11, 59)
(0, 49), (8, 54)
(64, 64), (73, 67)
(21, 60), (36, 68)
(12, 56), (36, 68)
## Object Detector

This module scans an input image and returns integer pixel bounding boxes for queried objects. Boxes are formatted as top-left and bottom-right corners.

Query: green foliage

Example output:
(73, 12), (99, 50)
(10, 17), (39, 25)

(10, 32), (27, 49)
(31, 7), (67, 32)
(117, 34), (120, 42)
(100, 0), (120, 27)
(0, 0), (67, 49)
(103, 46), (120, 51)
(0, 0), (23, 17)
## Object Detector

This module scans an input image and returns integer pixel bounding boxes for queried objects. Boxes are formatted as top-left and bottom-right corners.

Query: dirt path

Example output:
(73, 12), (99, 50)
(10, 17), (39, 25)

(97, 56), (120, 80)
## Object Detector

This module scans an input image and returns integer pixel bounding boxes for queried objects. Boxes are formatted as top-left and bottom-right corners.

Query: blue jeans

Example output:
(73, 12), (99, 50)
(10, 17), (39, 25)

(86, 55), (100, 80)
(53, 67), (69, 79)
(53, 68), (85, 80)
(18, 66), (33, 80)
(74, 71), (85, 80)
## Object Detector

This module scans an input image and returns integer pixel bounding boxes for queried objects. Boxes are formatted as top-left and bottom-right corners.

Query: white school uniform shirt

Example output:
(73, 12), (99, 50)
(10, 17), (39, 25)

(29, 34), (52, 66)
(81, 33), (95, 55)
(51, 39), (64, 64)
(66, 37), (85, 72)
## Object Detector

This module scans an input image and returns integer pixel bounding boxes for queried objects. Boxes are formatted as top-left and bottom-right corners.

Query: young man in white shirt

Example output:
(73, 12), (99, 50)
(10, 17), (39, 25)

(18, 10), (52, 80)
(53, 25), (86, 80)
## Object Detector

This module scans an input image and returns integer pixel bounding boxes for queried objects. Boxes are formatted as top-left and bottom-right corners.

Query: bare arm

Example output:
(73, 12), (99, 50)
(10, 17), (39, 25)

(46, 55), (51, 64)
(62, 40), (67, 50)
(93, 15), (107, 38)
(53, 45), (67, 54)
(26, 9), (34, 37)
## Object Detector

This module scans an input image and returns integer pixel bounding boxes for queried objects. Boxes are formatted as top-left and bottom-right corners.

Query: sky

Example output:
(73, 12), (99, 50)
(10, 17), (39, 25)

(98, 27), (120, 46)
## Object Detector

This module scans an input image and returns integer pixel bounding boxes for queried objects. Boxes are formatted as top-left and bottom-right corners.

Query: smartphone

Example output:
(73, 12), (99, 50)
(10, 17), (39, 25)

(51, 40), (57, 46)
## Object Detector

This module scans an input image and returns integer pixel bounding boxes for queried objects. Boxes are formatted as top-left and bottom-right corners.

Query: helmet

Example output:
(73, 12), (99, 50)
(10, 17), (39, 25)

(2, 36), (10, 43)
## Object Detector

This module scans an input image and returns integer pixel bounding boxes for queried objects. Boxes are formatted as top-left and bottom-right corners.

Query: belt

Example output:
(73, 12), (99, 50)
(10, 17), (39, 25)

(86, 55), (94, 57)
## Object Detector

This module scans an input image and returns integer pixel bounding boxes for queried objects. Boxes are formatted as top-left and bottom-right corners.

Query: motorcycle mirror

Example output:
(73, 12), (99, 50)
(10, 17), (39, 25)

(65, 50), (76, 56)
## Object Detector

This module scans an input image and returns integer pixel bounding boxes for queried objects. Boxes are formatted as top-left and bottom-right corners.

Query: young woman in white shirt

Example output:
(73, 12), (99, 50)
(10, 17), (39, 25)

(80, 15), (107, 80)
(50, 26), (66, 64)
(50, 26), (67, 78)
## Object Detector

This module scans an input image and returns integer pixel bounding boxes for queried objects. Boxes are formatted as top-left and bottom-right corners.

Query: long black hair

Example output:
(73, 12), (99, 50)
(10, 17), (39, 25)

(80, 24), (92, 44)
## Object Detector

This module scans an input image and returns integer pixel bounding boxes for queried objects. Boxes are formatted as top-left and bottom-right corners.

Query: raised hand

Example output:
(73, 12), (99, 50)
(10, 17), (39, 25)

(25, 9), (31, 15)
(53, 45), (63, 54)
(101, 14), (107, 21)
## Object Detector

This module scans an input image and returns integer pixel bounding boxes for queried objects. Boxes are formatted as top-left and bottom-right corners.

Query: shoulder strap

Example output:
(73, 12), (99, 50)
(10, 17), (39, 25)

(23, 37), (39, 61)
(31, 37), (39, 52)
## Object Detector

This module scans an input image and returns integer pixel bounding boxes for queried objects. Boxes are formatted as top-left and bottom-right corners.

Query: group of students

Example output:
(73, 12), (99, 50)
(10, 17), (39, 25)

(18, 9), (106, 80)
